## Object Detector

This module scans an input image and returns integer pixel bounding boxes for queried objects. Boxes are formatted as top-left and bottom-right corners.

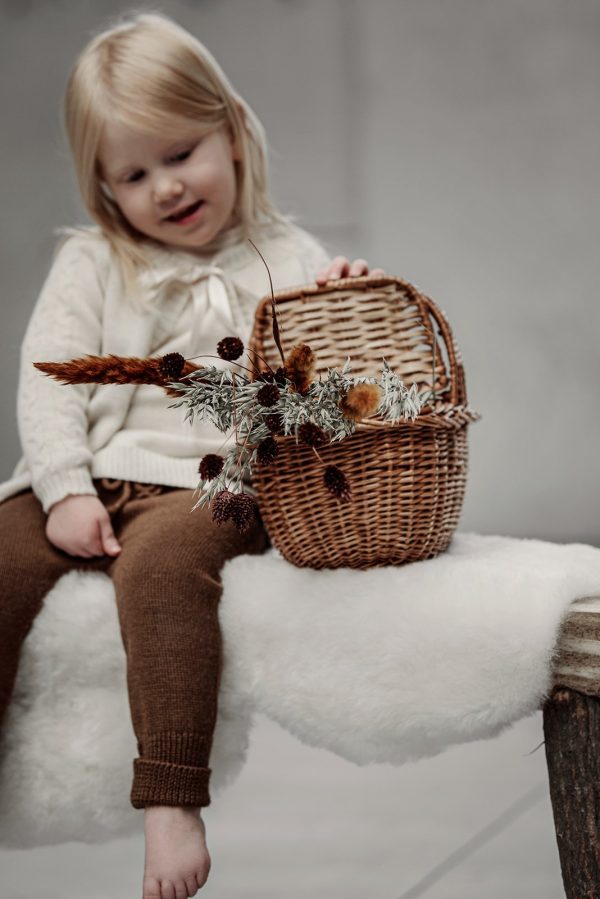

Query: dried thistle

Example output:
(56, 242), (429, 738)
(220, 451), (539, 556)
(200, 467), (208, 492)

(265, 412), (284, 435)
(256, 383), (280, 408)
(256, 366), (287, 387)
(323, 465), (352, 503)
(198, 454), (224, 481)
(159, 352), (186, 381)
(229, 492), (258, 532)
(297, 422), (328, 447)
(211, 489), (236, 525)
(217, 336), (244, 361)
(340, 383), (383, 421)
(256, 436), (279, 465)
(285, 343), (316, 394)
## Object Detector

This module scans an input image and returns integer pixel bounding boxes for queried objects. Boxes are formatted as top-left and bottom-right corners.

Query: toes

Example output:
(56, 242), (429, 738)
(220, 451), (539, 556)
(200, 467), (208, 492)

(184, 876), (199, 896)
(196, 863), (210, 889)
(144, 876), (196, 899)
(160, 881), (176, 899)
(142, 875), (162, 899)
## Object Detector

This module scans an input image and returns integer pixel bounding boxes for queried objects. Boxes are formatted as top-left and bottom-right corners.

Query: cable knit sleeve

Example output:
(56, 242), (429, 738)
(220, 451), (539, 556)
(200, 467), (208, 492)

(17, 234), (107, 512)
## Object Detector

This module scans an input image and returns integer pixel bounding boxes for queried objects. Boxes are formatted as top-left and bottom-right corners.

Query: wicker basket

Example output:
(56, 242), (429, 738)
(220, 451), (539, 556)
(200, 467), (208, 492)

(248, 274), (480, 570)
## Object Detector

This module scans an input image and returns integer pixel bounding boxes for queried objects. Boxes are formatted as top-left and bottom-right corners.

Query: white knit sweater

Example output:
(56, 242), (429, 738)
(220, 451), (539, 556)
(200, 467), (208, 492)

(0, 219), (330, 512)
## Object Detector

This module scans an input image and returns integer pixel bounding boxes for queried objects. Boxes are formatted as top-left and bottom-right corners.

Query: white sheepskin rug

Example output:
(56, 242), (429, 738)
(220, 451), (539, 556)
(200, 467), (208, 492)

(1, 532), (600, 848)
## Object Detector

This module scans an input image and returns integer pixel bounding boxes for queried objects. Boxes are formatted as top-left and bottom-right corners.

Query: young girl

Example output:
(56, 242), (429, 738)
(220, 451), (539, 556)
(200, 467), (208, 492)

(0, 12), (384, 899)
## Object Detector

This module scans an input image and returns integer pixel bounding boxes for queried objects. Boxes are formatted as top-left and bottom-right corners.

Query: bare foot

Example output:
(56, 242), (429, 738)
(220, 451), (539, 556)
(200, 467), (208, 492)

(142, 806), (211, 899)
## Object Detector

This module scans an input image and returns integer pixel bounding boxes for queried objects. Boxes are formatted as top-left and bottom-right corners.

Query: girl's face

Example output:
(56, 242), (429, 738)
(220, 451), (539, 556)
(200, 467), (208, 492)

(98, 119), (240, 250)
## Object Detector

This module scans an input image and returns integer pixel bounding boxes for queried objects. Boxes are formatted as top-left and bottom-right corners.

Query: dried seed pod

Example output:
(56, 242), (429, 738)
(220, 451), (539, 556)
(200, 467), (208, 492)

(265, 412), (284, 435)
(297, 422), (328, 447)
(340, 383), (383, 421)
(198, 454), (224, 481)
(256, 383), (280, 408)
(211, 489), (236, 525)
(229, 492), (258, 533)
(34, 354), (202, 397)
(217, 336), (244, 361)
(159, 352), (186, 381)
(323, 465), (352, 503)
(256, 436), (279, 465)
(284, 343), (316, 394)
(273, 366), (288, 387)
(34, 354), (165, 385)
(256, 367), (287, 386)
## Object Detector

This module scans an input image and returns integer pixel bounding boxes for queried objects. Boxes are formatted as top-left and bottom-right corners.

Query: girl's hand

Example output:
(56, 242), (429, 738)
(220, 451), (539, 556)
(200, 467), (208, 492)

(315, 256), (386, 286)
(46, 494), (122, 558)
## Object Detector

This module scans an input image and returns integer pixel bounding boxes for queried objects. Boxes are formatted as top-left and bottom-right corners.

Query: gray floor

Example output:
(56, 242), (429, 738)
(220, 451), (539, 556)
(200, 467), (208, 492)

(0, 710), (563, 899)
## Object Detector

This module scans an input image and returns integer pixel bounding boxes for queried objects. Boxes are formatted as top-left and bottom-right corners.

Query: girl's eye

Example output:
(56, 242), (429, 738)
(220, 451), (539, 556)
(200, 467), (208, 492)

(126, 170), (145, 183)
(170, 147), (193, 163)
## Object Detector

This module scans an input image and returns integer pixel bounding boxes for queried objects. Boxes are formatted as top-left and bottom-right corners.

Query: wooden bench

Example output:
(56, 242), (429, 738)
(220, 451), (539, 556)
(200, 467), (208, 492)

(547, 593), (600, 897)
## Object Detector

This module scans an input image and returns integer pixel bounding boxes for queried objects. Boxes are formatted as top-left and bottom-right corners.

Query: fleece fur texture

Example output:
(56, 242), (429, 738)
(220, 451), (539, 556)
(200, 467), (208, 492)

(1, 532), (599, 848)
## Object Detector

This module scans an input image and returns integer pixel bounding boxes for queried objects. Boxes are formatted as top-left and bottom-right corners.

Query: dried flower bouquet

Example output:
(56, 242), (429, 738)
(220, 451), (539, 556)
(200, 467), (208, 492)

(172, 343), (432, 515)
(35, 340), (431, 533)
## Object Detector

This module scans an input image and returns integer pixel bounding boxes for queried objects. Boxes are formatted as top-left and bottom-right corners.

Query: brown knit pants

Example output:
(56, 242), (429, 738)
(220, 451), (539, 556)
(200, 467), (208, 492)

(0, 478), (269, 809)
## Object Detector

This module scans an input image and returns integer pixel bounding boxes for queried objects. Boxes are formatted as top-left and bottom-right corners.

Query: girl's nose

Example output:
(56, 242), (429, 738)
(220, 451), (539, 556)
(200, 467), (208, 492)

(153, 175), (184, 204)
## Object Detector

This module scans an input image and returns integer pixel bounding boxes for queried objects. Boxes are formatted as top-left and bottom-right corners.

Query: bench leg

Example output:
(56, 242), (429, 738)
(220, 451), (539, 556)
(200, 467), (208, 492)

(543, 686), (600, 897)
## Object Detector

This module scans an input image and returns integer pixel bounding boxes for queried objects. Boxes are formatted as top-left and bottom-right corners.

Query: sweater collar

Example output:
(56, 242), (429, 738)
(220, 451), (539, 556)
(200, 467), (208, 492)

(136, 218), (290, 287)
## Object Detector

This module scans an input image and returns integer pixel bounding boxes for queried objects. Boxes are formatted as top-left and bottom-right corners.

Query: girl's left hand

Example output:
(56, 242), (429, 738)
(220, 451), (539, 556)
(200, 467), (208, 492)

(315, 256), (386, 286)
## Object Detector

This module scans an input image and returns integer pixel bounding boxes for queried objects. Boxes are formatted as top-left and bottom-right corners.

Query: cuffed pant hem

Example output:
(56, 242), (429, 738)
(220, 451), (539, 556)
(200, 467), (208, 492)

(130, 758), (211, 809)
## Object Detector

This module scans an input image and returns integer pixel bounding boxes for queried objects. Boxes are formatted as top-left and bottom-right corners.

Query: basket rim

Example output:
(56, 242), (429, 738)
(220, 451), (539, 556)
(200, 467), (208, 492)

(265, 404), (481, 442)
(254, 273), (433, 306)
(355, 403), (481, 426)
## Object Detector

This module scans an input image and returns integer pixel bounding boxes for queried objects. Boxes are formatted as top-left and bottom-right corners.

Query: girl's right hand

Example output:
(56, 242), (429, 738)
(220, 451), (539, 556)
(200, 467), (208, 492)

(46, 494), (122, 558)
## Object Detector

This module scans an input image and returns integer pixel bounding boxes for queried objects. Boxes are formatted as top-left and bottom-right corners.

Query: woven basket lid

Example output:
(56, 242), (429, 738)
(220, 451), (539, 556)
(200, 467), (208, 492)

(249, 274), (480, 427)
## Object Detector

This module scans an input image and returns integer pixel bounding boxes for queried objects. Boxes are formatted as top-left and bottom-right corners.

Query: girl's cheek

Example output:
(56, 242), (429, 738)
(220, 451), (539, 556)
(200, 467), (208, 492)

(117, 198), (137, 225)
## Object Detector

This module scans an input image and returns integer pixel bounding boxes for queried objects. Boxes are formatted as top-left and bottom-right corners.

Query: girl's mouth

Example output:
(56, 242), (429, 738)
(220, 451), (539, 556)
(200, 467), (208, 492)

(165, 200), (205, 224)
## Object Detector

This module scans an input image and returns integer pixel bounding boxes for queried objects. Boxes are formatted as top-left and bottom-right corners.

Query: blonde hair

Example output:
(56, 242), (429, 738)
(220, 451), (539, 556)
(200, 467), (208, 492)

(63, 11), (289, 284)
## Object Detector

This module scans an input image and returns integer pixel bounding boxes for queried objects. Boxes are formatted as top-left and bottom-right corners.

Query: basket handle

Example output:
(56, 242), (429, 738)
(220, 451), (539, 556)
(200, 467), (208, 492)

(417, 290), (467, 406)
(249, 274), (468, 406)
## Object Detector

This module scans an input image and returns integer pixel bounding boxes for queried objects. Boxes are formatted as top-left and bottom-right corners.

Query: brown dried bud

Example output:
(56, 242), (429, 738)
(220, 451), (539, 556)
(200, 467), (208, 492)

(256, 436), (279, 465)
(159, 352), (186, 381)
(217, 336), (244, 361)
(323, 465), (352, 503)
(211, 489), (236, 525)
(284, 343), (316, 394)
(256, 366), (287, 386)
(273, 366), (287, 387)
(265, 413), (284, 435)
(340, 383), (383, 421)
(297, 422), (328, 447)
(229, 492), (258, 533)
(256, 383), (280, 408)
(198, 454), (224, 481)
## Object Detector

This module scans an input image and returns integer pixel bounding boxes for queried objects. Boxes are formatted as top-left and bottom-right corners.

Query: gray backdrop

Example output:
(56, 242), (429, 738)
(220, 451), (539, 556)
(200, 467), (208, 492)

(1, 3), (598, 897)
(1, 0), (598, 545)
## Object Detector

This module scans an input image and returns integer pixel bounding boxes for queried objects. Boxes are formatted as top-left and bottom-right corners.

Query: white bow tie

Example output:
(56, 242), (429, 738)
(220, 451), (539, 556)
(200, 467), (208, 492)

(184, 265), (238, 360)
(138, 258), (250, 362)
